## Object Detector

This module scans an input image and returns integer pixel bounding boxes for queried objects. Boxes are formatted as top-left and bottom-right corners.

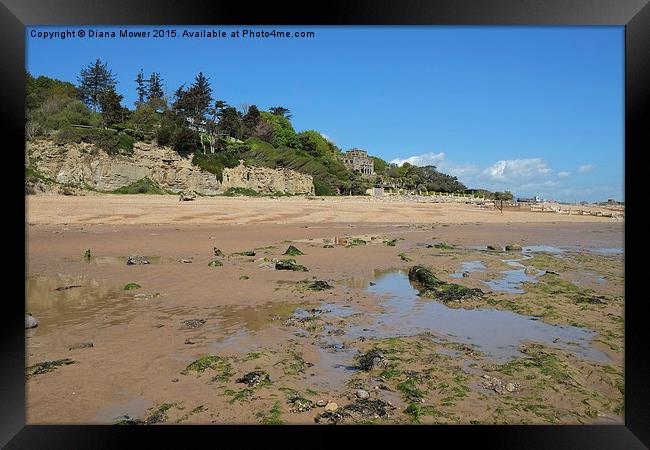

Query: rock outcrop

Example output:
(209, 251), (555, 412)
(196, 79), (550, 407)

(26, 140), (315, 196)
(221, 161), (314, 195)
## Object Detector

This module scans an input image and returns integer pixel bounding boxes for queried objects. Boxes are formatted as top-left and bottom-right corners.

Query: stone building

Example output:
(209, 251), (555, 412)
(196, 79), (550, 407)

(341, 149), (374, 176)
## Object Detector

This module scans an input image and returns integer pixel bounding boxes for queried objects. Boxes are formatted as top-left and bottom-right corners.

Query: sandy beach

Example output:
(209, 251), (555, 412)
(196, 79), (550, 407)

(25, 195), (624, 424)
(26, 194), (620, 226)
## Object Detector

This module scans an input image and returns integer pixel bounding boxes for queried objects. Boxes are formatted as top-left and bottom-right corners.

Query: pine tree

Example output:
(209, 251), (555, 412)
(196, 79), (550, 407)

(77, 59), (117, 112)
(135, 70), (147, 105)
(147, 72), (165, 107)
(99, 88), (124, 127)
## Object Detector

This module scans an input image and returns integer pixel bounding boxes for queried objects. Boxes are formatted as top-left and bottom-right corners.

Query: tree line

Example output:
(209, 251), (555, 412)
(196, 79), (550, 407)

(26, 59), (475, 195)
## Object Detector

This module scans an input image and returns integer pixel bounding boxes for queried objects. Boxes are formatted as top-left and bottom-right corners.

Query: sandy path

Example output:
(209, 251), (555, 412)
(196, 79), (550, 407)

(26, 195), (619, 225)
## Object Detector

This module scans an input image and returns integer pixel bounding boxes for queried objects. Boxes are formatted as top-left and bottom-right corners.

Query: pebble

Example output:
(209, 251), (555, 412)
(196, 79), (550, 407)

(356, 389), (369, 399)
(324, 402), (338, 412)
(316, 400), (327, 407)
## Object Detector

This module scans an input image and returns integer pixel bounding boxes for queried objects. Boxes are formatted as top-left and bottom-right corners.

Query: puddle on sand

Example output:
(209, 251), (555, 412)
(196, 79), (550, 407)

(94, 396), (152, 424)
(523, 245), (565, 254)
(483, 256), (544, 294)
(357, 270), (608, 363)
(449, 260), (486, 278)
(26, 275), (135, 334)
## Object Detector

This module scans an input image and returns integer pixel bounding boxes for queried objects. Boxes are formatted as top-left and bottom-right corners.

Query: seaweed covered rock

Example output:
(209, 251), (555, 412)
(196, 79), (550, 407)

(308, 280), (333, 291)
(342, 399), (395, 420)
(275, 259), (308, 272)
(26, 358), (75, 378)
(288, 396), (314, 413)
(283, 245), (304, 256)
(408, 265), (483, 303)
(237, 370), (272, 387)
(357, 348), (387, 371)
(505, 244), (522, 252)
(180, 319), (206, 330)
(208, 259), (223, 267)
(314, 410), (347, 424)
(127, 254), (149, 265)
(231, 250), (256, 257)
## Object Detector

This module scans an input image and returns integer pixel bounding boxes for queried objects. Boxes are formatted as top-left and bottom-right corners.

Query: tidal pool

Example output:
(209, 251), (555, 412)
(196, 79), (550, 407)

(359, 270), (609, 363)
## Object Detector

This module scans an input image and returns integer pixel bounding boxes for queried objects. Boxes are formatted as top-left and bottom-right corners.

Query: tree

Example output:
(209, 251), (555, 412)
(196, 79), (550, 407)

(217, 106), (242, 139)
(242, 105), (262, 137)
(147, 72), (164, 102)
(269, 106), (292, 119)
(77, 59), (117, 112)
(171, 72), (213, 125)
(99, 88), (125, 127)
(135, 70), (147, 105)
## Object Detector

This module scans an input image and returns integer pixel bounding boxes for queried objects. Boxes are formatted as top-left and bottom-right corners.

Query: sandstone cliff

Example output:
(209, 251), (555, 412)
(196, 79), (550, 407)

(25, 140), (314, 196)
(222, 162), (314, 195)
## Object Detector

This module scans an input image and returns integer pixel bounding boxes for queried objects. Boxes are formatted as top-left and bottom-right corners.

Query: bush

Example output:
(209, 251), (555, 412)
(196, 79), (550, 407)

(223, 187), (259, 197)
(112, 177), (168, 194)
(191, 151), (240, 182)
(53, 126), (134, 155)
(171, 126), (199, 154)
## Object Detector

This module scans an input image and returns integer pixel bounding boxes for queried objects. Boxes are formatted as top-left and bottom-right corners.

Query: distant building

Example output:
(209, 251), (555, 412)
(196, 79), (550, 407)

(340, 149), (374, 176)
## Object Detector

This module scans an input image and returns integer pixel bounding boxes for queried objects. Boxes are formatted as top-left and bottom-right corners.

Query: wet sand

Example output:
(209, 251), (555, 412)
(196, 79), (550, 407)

(25, 195), (624, 424)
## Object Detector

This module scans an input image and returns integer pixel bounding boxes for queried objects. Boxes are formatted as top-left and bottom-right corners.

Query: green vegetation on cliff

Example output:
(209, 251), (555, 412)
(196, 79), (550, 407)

(26, 66), (472, 196)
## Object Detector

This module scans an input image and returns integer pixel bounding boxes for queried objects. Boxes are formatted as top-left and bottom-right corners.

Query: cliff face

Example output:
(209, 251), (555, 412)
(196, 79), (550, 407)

(25, 140), (314, 195)
(222, 162), (314, 195)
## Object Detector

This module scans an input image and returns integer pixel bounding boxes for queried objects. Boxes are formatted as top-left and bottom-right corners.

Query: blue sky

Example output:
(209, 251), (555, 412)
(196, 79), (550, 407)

(26, 26), (624, 202)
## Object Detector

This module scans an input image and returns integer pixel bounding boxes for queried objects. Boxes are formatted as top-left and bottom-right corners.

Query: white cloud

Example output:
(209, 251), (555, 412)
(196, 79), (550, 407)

(384, 152), (616, 201)
(390, 152), (446, 167)
(481, 158), (551, 182)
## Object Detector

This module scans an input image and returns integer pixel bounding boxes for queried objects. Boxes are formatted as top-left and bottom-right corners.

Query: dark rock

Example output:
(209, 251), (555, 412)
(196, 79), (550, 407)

(505, 244), (522, 252)
(68, 342), (93, 350)
(55, 285), (82, 291)
(213, 247), (225, 257)
(314, 411), (346, 424)
(487, 245), (502, 251)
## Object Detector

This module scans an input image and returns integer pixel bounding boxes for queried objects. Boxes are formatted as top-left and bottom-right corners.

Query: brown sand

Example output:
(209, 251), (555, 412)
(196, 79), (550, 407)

(24, 195), (624, 425)
(26, 194), (618, 225)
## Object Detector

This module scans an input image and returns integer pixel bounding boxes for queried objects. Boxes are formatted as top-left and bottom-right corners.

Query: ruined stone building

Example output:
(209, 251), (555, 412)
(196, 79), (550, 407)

(341, 149), (374, 176)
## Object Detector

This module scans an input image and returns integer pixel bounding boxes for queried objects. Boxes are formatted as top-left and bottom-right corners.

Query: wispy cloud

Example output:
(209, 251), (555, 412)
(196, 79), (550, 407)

(386, 152), (620, 201)
(390, 152), (446, 167)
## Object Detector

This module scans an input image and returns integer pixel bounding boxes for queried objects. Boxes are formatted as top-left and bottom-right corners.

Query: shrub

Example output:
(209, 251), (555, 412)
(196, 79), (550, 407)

(223, 187), (259, 197)
(113, 177), (168, 194)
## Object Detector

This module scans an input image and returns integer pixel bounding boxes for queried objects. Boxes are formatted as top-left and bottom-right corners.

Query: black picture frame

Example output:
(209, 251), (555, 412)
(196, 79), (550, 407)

(2, 0), (647, 447)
